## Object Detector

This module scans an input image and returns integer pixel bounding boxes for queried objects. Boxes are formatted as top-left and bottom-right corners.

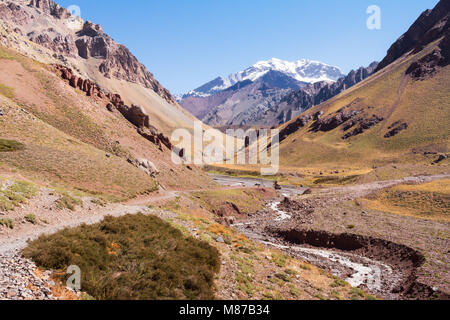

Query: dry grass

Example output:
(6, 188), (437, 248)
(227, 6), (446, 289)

(0, 218), (14, 229)
(55, 192), (83, 211)
(0, 180), (38, 211)
(0, 83), (15, 99)
(363, 179), (450, 221)
(0, 138), (24, 152)
(0, 100), (158, 200)
(24, 213), (37, 224)
(190, 188), (271, 215)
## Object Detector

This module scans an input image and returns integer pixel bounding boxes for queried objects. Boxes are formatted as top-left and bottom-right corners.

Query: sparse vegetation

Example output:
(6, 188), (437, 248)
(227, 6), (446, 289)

(55, 192), (82, 211)
(331, 278), (347, 288)
(0, 181), (38, 211)
(299, 263), (312, 271)
(275, 273), (290, 282)
(0, 139), (24, 152)
(271, 252), (290, 268)
(24, 214), (37, 225)
(23, 214), (221, 300)
(364, 179), (450, 221)
(0, 83), (15, 99)
(0, 218), (14, 229)
(314, 175), (360, 185)
(0, 47), (14, 60)
(91, 197), (107, 207)
(190, 188), (271, 216)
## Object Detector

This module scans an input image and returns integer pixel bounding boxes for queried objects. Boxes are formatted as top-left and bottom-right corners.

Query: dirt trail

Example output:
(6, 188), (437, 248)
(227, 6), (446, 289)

(0, 182), (253, 254)
(0, 189), (181, 255)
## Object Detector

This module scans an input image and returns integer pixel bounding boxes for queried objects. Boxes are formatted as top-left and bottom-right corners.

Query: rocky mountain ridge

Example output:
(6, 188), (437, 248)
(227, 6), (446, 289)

(0, 0), (176, 105)
(375, 0), (449, 72)
(181, 61), (377, 128)
(181, 57), (344, 99)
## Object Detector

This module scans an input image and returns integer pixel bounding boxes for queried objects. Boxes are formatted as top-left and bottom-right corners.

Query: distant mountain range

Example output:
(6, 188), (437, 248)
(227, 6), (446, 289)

(180, 58), (344, 99)
(270, 62), (379, 126)
(178, 58), (377, 127)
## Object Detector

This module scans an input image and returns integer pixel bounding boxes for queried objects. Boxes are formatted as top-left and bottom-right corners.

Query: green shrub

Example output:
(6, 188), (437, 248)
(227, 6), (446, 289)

(0, 83), (15, 99)
(331, 278), (347, 288)
(0, 218), (14, 229)
(23, 214), (221, 300)
(55, 193), (82, 211)
(24, 214), (37, 225)
(0, 139), (24, 152)
(0, 181), (37, 211)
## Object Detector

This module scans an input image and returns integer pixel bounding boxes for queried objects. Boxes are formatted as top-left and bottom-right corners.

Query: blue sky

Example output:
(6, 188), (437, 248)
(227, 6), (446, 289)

(57, 0), (439, 94)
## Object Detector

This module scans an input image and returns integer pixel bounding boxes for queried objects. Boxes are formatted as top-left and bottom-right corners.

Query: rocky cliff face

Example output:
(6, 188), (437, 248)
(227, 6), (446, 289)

(52, 64), (174, 152)
(28, 0), (68, 19)
(0, 0), (176, 105)
(376, 0), (449, 72)
(405, 15), (449, 80)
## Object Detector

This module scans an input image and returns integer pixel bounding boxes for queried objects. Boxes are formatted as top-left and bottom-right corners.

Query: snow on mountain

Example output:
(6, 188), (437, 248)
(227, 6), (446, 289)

(181, 58), (344, 98)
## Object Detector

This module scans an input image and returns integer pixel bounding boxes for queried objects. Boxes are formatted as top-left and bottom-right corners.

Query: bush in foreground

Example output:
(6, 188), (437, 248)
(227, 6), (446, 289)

(23, 214), (220, 300)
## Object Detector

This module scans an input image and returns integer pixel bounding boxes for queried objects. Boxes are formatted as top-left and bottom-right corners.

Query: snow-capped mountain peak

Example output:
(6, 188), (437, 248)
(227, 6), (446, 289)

(180, 58), (344, 99)
(237, 58), (344, 83)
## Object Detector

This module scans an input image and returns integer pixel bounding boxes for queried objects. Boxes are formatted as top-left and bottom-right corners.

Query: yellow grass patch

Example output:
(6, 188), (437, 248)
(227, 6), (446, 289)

(363, 179), (450, 221)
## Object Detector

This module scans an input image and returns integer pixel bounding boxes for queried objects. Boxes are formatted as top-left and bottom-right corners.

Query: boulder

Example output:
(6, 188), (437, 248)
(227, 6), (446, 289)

(433, 154), (448, 164)
(311, 108), (360, 133)
(137, 158), (159, 174)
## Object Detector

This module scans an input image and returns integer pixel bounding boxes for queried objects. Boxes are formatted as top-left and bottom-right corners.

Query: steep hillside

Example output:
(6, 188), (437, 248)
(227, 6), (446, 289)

(258, 0), (449, 177)
(0, 45), (215, 199)
(0, 0), (199, 135)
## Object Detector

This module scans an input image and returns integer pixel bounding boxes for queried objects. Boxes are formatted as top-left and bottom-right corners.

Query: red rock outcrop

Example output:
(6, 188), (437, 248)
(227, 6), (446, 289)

(74, 21), (177, 105)
(53, 64), (103, 97)
(52, 64), (173, 151)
